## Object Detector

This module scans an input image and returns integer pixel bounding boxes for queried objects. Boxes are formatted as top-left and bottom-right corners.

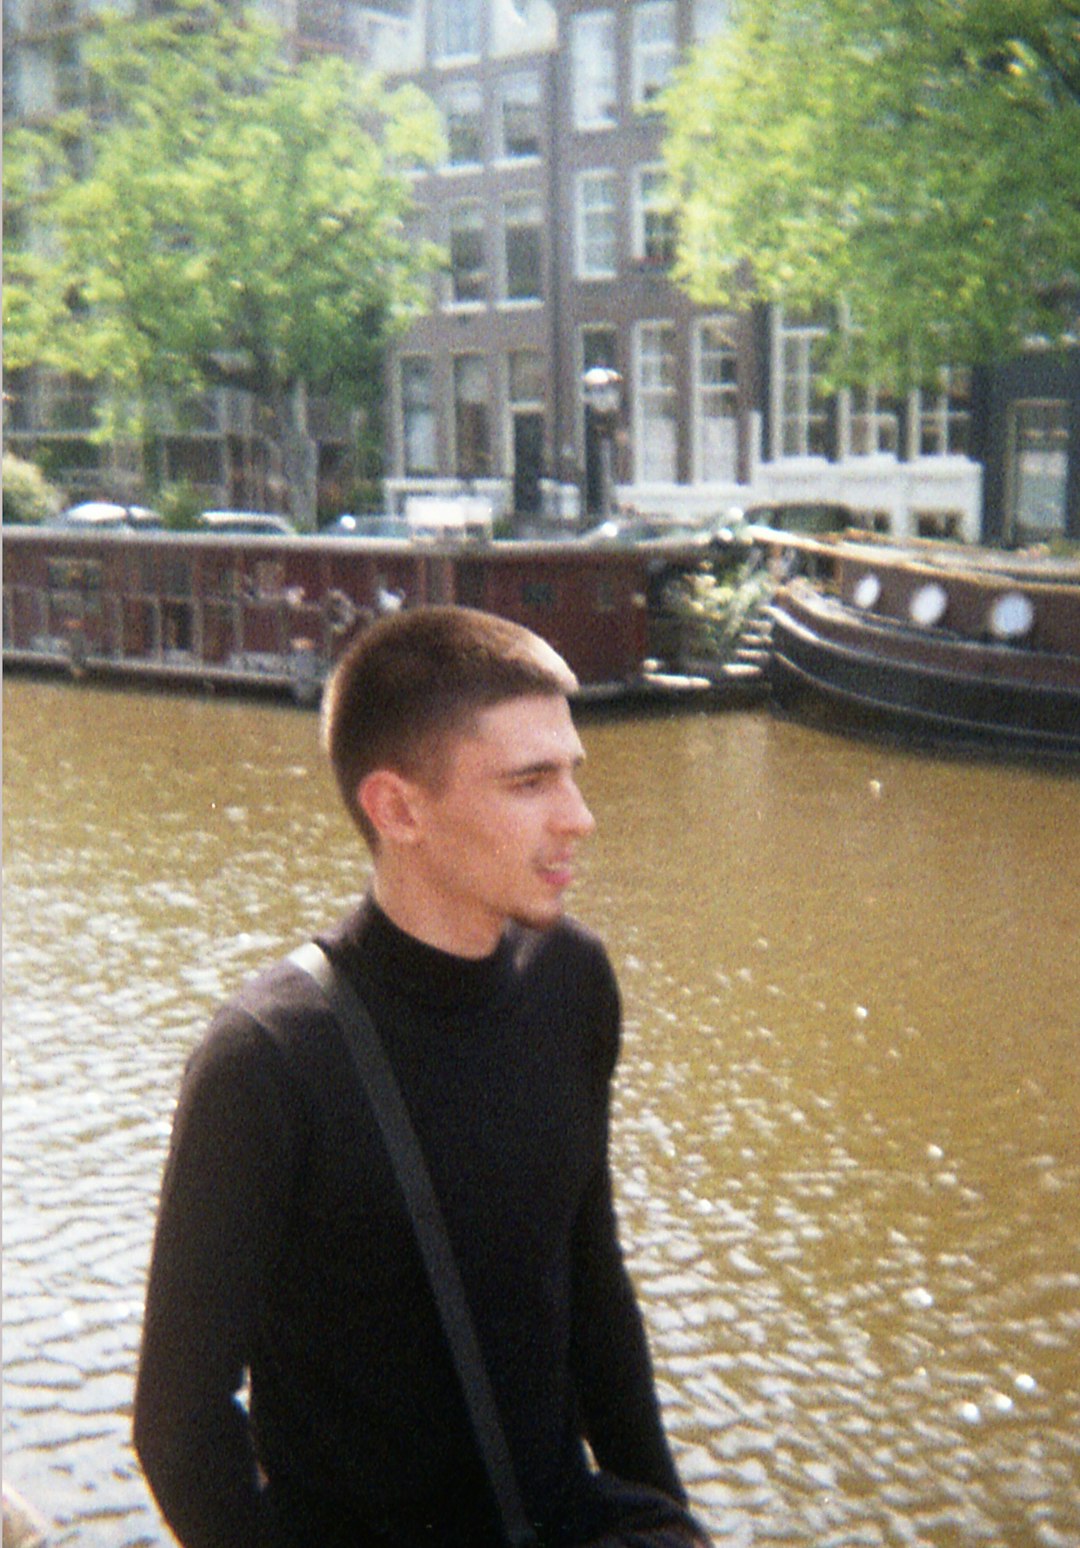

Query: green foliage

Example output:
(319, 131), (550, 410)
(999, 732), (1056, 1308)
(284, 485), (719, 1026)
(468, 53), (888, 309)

(664, 558), (776, 662)
(156, 481), (204, 531)
(663, 0), (1080, 389)
(2, 452), (64, 524)
(3, 1), (446, 520)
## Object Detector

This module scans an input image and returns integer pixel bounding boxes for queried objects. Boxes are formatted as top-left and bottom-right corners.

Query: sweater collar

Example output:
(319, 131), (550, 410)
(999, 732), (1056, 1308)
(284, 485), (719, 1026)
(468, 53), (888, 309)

(338, 893), (518, 1014)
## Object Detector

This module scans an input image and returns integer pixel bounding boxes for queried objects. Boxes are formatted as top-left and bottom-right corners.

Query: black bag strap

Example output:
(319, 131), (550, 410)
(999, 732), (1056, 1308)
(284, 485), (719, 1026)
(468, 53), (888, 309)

(287, 941), (539, 1548)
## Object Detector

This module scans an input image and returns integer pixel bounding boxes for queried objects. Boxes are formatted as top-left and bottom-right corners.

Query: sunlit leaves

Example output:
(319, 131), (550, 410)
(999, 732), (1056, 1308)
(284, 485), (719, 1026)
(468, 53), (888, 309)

(2, 0), (445, 432)
(662, 0), (1080, 388)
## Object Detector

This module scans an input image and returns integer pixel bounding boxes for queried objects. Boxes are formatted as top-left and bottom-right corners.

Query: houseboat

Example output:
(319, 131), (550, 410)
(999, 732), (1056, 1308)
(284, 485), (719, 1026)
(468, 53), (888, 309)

(768, 540), (1080, 753)
(1, 525), (726, 706)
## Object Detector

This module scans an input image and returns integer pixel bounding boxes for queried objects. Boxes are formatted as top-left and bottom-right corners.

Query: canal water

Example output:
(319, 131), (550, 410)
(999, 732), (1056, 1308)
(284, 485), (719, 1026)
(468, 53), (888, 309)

(3, 677), (1078, 1548)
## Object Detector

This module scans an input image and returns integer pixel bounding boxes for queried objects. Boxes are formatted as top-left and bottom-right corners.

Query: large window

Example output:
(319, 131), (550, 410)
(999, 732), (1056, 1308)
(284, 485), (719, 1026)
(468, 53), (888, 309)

(571, 10), (616, 129)
(499, 73), (541, 159)
(847, 385), (900, 456)
(509, 350), (545, 408)
(774, 311), (830, 457)
(633, 1), (677, 107)
(453, 355), (491, 477)
(577, 171), (618, 278)
(433, 0), (482, 59)
(449, 201), (486, 305)
(694, 0), (733, 40)
(914, 368), (971, 457)
(695, 319), (738, 481)
(503, 194), (543, 302)
(634, 165), (677, 268)
(444, 83), (484, 167)
(401, 357), (436, 475)
(637, 322), (678, 482)
(1009, 399), (1068, 542)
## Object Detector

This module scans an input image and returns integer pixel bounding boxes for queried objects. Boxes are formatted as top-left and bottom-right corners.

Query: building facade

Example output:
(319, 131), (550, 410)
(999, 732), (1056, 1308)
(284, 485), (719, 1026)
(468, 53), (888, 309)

(5, 0), (1077, 543)
(381, 0), (1078, 545)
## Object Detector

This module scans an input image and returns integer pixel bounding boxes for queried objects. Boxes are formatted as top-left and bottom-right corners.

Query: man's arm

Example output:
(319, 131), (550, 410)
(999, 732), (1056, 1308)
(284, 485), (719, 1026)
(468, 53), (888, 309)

(569, 1153), (685, 1501)
(134, 1015), (298, 1548)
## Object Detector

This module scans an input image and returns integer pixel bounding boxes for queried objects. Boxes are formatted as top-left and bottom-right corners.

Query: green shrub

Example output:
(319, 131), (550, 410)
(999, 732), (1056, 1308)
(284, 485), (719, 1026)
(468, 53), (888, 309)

(156, 480), (203, 531)
(2, 452), (63, 524)
(664, 558), (776, 662)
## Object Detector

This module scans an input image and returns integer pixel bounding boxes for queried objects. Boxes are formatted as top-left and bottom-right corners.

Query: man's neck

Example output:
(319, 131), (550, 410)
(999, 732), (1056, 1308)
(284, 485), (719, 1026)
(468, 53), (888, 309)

(371, 872), (503, 960)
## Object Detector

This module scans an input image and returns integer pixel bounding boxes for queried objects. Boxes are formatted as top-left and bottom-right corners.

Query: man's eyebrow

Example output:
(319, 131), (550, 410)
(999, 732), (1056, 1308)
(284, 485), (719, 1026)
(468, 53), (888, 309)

(497, 751), (586, 780)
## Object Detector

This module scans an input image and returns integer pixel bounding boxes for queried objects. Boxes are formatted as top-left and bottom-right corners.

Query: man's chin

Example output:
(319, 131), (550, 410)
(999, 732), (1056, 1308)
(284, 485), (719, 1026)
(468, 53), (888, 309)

(509, 897), (567, 933)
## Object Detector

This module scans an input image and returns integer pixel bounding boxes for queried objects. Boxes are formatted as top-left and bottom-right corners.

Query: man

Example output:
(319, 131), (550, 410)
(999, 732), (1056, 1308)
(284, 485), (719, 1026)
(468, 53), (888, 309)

(134, 605), (705, 1547)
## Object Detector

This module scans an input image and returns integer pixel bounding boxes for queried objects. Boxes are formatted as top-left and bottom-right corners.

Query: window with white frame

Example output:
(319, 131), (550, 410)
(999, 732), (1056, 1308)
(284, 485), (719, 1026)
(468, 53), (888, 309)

(509, 349), (545, 408)
(774, 311), (830, 457)
(503, 194), (543, 302)
(571, 10), (617, 129)
(694, 0), (733, 40)
(633, 1), (677, 107)
(401, 356), (437, 475)
(1010, 398), (1068, 540)
(37, 371), (98, 433)
(453, 354), (491, 477)
(695, 319), (738, 481)
(914, 368), (971, 456)
(577, 171), (618, 278)
(637, 322), (678, 482)
(847, 385), (900, 456)
(449, 201), (486, 305)
(52, 32), (86, 109)
(444, 83), (484, 167)
(499, 73), (541, 159)
(433, 0), (482, 59)
(634, 165), (677, 267)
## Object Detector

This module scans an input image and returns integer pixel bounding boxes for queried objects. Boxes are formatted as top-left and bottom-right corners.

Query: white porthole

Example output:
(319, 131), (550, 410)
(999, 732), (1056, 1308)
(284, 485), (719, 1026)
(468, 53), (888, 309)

(988, 591), (1035, 641)
(909, 582), (948, 627)
(852, 573), (881, 610)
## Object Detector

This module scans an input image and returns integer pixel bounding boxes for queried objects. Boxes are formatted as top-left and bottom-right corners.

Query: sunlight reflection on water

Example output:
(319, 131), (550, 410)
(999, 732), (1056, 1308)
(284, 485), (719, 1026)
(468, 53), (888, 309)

(3, 681), (1079, 1546)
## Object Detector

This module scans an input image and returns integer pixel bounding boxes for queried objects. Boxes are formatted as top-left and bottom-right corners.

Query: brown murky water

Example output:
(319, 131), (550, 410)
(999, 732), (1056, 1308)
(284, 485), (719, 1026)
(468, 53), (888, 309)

(3, 678), (1078, 1546)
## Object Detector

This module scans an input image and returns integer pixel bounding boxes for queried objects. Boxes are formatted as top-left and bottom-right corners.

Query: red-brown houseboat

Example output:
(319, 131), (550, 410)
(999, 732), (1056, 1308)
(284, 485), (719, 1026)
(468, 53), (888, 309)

(1, 526), (702, 705)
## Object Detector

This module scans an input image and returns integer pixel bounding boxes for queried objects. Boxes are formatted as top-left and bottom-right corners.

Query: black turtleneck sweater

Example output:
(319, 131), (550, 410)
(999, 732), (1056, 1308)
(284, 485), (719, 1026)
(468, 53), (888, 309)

(134, 899), (683, 1547)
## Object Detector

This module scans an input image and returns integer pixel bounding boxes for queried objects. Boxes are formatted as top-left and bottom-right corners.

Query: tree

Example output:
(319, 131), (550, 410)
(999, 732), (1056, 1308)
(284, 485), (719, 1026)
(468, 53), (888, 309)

(662, 0), (1080, 389)
(2, 1), (445, 527)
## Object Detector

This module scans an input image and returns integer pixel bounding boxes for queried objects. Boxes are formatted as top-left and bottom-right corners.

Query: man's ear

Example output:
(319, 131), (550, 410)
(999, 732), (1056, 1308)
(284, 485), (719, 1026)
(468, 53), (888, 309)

(357, 769), (423, 845)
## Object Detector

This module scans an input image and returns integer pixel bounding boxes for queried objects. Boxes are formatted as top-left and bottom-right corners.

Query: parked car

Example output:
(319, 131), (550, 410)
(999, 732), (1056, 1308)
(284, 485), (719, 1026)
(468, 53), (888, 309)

(578, 516), (720, 547)
(52, 500), (161, 530)
(195, 509), (296, 536)
(734, 502), (860, 535)
(321, 513), (412, 539)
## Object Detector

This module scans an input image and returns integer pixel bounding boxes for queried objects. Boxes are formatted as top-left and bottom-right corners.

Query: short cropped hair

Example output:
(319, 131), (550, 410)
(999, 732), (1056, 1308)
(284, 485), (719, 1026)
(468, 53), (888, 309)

(321, 604), (579, 847)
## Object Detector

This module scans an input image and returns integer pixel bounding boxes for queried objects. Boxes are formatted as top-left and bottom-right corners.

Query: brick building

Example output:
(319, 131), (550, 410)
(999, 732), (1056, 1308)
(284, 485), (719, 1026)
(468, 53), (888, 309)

(5, 0), (1077, 543)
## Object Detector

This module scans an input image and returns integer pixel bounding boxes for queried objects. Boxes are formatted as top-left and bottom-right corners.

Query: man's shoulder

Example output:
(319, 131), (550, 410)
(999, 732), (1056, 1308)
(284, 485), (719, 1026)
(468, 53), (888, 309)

(192, 948), (339, 1074)
(512, 915), (618, 1000)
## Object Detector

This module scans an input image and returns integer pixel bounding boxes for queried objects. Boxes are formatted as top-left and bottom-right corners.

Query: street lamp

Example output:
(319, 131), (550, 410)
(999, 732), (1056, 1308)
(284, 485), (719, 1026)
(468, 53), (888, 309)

(582, 366), (622, 524)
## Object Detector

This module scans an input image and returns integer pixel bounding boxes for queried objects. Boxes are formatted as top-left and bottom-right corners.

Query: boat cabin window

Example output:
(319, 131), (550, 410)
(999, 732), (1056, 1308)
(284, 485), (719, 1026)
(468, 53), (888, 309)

(46, 559), (102, 613)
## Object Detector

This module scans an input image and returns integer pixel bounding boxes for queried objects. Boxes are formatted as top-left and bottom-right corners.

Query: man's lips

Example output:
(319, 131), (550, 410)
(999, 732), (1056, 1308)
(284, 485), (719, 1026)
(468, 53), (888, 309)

(538, 859), (575, 889)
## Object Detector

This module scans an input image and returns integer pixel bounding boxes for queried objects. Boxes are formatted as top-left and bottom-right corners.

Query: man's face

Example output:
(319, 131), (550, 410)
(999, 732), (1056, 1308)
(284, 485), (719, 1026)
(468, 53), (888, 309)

(399, 693), (595, 958)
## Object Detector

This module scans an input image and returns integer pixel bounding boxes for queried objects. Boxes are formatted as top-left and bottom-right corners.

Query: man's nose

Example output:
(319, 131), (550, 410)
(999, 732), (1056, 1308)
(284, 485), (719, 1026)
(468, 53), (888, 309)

(557, 777), (596, 838)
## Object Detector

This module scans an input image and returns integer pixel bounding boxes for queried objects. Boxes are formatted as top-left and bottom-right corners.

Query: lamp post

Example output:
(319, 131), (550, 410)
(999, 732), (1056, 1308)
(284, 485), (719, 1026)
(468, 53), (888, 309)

(582, 366), (622, 524)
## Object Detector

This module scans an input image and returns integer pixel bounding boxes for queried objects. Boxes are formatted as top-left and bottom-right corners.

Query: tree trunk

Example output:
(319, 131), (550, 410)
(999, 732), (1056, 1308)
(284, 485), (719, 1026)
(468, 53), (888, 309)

(273, 380), (319, 531)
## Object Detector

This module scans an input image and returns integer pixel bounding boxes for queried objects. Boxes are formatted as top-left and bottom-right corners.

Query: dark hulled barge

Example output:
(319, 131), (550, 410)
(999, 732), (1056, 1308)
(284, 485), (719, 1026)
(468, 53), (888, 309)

(768, 540), (1080, 753)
